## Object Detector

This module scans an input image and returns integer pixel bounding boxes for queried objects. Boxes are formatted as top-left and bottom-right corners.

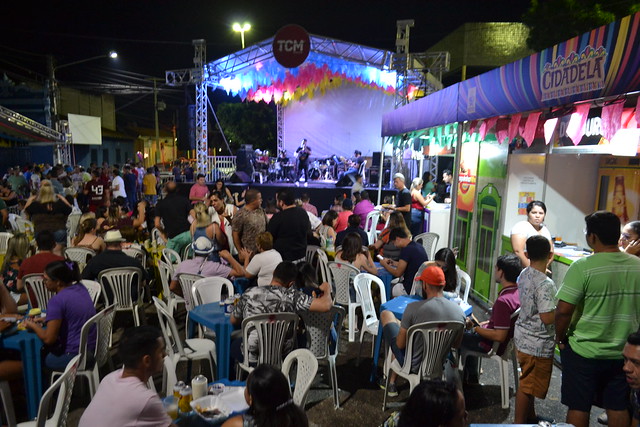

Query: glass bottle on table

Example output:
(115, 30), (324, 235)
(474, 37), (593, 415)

(178, 385), (193, 413)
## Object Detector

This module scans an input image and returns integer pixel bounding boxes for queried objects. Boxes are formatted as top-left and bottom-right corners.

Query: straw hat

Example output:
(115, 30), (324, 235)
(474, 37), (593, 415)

(104, 230), (125, 243)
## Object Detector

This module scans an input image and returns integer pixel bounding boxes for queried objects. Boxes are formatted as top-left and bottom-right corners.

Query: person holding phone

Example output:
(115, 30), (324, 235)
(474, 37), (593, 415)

(460, 254), (522, 383)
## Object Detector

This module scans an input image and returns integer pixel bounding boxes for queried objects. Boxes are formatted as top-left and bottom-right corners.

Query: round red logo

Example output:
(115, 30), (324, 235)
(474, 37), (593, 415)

(272, 24), (310, 68)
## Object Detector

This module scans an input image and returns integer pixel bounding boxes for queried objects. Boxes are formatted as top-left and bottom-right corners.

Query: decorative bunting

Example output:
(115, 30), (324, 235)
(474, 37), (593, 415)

(601, 101), (624, 141)
(496, 118), (509, 144)
(566, 103), (591, 145)
(522, 112), (542, 146)
(543, 118), (558, 144)
(508, 113), (522, 142)
(210, 52), (403, 105)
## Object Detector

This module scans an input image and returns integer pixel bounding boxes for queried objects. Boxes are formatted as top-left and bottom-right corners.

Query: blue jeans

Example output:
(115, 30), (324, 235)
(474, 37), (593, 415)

(382, 322), (405, 366)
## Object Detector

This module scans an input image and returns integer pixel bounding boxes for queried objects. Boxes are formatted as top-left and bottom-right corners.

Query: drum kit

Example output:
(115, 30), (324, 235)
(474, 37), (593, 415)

(253, 151), (339, 183)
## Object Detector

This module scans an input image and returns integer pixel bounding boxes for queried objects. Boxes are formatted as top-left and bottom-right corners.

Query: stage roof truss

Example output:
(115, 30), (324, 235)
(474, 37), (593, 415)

(0, 104), (63, 142)
(203, 34), (395, 85)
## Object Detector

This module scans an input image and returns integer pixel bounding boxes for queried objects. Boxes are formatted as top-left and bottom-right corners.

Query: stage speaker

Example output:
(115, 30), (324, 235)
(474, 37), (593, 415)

(230, 171), (252, 183)
(372, 151), (381, 168)
(235, 148), (255, 176)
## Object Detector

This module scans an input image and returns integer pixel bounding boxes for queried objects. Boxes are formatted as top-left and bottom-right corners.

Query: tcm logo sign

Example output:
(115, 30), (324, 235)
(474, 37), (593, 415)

(272, 24), (310, 68)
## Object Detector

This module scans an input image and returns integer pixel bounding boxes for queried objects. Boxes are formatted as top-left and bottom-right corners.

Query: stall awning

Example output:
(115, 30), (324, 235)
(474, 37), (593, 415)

(382, 11), (640, 136)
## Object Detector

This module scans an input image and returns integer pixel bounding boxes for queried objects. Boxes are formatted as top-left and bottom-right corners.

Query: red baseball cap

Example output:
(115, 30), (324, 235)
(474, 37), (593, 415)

(418, 266), (446, 286)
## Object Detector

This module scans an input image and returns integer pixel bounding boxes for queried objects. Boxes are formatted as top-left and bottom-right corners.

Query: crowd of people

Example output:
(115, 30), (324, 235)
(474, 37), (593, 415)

(0, 160), (639, 427)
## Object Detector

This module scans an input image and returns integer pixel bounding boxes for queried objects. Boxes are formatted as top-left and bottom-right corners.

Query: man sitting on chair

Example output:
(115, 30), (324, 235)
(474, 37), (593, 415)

(460, 254), (521, 383)
(379, 266), (465, 397)
(169, 236), (244, 296)
(80, 326), (175, 427)
(230, 261), (332, 366)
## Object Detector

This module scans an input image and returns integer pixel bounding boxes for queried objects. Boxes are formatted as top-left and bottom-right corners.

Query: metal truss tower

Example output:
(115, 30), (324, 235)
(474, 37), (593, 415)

(276, 104), (284, 155)
(193, 40), (208, 175)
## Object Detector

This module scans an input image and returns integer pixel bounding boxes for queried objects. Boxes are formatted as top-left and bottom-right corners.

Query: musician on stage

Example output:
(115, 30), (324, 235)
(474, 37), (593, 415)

(337, 150), (364, 185)
(295, 138), (311, 182)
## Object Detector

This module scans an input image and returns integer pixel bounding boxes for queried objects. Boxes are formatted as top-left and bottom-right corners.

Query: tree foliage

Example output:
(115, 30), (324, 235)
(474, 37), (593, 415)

(216, 101), (276, 152)
(523, 0), (640, 51)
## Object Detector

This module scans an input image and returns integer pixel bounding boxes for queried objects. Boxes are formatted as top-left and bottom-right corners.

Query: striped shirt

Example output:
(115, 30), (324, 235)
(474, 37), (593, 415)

(556, 251), (640, 359)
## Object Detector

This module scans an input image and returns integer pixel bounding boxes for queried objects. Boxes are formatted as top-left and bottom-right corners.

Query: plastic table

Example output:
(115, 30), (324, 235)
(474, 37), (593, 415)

(0, 329), (43, 419)
(374, 262), (394, 301)
(369, 295), (472, 382)
(188, 303), (234, 380)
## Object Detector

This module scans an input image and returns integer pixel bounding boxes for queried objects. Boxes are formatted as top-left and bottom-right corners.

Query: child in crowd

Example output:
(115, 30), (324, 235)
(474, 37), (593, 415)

(513, 235), (556, 424)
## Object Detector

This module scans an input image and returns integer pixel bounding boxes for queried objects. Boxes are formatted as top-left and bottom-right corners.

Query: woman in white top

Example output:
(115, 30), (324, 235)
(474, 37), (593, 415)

(240, 232), (283, 286)
(510, 200), (553, 267)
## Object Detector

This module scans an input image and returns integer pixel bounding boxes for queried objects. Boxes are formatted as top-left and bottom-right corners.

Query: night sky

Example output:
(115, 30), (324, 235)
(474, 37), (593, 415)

(1, 0), (531, 127)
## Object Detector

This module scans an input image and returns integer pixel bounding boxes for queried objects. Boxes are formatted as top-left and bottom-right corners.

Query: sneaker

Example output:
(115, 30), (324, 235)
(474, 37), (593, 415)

(378, 377), (398, 397)
(597, 412), (608, 425)
(527, 415), (556, 424)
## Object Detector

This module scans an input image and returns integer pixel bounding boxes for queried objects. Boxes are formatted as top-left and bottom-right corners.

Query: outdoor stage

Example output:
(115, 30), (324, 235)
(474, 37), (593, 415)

(175, 179), (397, 213)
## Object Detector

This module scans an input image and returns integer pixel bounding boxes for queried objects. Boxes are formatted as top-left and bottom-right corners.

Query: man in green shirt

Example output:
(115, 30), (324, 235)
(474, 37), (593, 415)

(555, 211), (640, 427)
(6, 168), (27, 197)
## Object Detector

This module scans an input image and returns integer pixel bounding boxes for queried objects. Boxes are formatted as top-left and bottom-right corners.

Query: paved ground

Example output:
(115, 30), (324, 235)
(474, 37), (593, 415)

(53, 298), (603, 426)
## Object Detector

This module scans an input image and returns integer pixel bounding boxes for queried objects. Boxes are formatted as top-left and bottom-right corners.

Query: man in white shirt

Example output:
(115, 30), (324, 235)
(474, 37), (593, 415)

(111, 168), (127, 199)
(79, 326), (175, 427)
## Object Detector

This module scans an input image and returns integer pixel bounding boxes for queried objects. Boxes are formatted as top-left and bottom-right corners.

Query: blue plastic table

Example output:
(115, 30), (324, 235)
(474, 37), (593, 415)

(0, 329), (43, 419)
(188, 303), (234, 380)
(369, 295), (472, 382)
(374, 262), (394, 301)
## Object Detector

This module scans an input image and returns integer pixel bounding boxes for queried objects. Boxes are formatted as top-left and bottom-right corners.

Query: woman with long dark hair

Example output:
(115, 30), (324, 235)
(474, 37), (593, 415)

(222, 364), (308, 427)
(24, 260), (96, 370)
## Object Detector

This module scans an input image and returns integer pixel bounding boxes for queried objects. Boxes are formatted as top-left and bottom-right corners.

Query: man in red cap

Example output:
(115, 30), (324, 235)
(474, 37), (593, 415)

(378, 265), (465, 396)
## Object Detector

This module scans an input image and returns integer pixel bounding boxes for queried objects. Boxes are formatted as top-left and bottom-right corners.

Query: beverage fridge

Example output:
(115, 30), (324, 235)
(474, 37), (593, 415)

(595, 156), (640, 223)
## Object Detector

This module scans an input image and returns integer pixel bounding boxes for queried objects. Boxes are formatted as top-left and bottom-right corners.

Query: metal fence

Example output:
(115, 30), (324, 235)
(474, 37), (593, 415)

(206, 156), (236, 181)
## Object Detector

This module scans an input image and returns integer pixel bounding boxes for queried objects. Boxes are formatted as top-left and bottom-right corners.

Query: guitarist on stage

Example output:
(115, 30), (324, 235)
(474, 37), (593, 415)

(295, 138), (311, 183)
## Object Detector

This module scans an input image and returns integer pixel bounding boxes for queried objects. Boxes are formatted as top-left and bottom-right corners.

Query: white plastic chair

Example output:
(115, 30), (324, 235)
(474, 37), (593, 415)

(9, 215), (34, 236)
(457, 269), (472, 304)
(177, 273), (203, 313)
(305, 245), (320, 265)
(299, 306), (345, 409)
(413, 232), (440, 260)
(363, 210), (381, 245)
(460, 308), (520, 409)
(354, 273), (387, 365)
(66, 213), (82, 246)
(64, 247), (96, 272)
(237, 312), (299, 378)
(0, 380), (16, 427)
(161, 247), (181, 266)
(153, 297), (216, 382)
(162, 355), (178, 398)
(153, 227), (167, 246)
(23, 274), (53, 311)
(51, 305), (116, 398)
(281, 348), (319, 409)
(123, 247), (147, 269)
(81, 280), (102, 306)
(98, 267), (144, 328)
(16, 355), (80, 427)
(314, 248), (330, 284)
(181, 243), (194, 261)
(0, 232), (13, 255)
(191, 277), (234, 307)
(157, 260), (185, 317)
(382, 320), (464, 410)
(327, 261), (360, 342)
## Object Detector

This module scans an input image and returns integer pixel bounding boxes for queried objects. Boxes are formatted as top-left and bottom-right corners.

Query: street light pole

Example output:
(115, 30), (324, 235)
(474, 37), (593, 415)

(232, 23), (251, 49)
